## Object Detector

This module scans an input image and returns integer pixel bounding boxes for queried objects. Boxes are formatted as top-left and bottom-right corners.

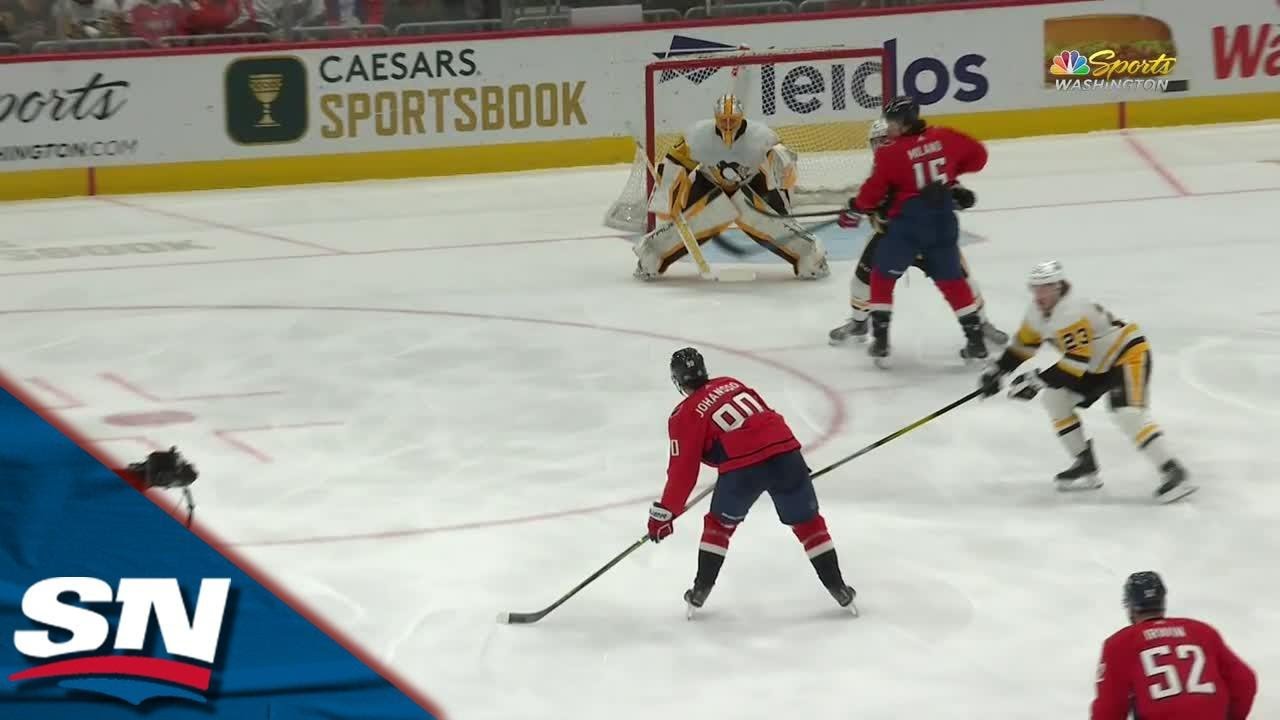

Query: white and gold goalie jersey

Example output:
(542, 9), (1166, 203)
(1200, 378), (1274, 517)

(1000, 290), (1149, 392)
(667, 118), (790, 191)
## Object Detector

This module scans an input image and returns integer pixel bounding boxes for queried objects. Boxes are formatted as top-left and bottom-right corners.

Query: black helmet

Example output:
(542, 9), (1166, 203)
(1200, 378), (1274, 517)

(1123, 571), (1167, 615)
(670, 347), (708, 393)
(883, 95), (922, 133)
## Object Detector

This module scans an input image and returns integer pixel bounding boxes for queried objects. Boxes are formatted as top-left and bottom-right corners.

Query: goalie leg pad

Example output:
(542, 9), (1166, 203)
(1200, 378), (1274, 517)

(728, 190), (828, 278)
(1042, 387), (1089, 456)
(633, 187), (738, 276)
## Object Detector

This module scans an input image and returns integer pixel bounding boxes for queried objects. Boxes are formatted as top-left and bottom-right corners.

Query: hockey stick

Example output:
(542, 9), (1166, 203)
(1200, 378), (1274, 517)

(498, 387), (983, 625)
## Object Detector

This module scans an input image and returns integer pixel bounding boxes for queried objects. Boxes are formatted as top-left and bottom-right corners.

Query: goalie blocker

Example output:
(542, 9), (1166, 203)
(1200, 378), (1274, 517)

(633, 95), (829, 280)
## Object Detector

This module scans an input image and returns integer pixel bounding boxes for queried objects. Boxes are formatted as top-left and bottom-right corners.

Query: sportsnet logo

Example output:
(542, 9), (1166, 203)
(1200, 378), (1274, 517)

(9, 577), (231, 706)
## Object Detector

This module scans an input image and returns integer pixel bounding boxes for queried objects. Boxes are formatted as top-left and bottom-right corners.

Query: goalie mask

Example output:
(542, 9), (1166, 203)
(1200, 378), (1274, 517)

(714, 94), (745, 147)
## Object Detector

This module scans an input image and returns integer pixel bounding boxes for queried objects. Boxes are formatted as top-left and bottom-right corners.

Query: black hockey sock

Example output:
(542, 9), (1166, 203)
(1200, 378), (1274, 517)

(870, 310), (891, 340)
(694, 550), (726, 589)
(809, 548), (846, 589)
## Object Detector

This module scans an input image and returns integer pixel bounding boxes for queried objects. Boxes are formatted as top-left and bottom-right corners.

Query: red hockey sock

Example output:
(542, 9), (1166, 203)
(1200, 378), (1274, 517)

(700, 513), (738, 556)
(868, 269), (897, 313)
(791, 514), (834, 558)
(934, 278), (979, 317)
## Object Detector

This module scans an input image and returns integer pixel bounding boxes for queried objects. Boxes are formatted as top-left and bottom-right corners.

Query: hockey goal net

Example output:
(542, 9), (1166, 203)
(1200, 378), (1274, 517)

(605, 45), (891, 233)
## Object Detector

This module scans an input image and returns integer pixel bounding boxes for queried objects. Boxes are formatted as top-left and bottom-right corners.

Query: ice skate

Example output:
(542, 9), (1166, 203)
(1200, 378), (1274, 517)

(959, 315), (988, 364)
(869, 312), (892, 369)
(1154, 460), (1197, 504)
(684, 584), (712, 620)
(829, 316), (868, 345)
(981, 319), (1009, 345)
(828, 584), (859, 617)
(1055, 440), (1103, 491)
(868, 336), (891, 369)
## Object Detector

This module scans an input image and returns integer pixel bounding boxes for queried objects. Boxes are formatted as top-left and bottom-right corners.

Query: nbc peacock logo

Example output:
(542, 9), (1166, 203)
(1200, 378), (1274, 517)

(1050, 50), (1090, 76)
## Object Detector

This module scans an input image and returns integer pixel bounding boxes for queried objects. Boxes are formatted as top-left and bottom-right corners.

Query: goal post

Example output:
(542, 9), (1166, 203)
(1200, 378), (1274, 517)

(605, 45), (892, 234)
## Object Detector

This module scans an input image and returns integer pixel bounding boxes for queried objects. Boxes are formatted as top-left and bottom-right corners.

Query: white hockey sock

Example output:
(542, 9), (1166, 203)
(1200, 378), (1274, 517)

(1042, 389), (1088, 456)
(1113, 407), (1173, 467)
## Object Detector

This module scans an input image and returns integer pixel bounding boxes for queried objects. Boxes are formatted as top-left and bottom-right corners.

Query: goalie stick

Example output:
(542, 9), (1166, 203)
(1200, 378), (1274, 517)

(497, 387), (983, 625)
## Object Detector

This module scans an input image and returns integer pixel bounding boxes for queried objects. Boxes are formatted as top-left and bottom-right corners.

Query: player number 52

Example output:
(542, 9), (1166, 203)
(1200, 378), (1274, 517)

(712, 392), (765, 432)
(1141, 644), (1217, 700)
(912, 157), (949, 190)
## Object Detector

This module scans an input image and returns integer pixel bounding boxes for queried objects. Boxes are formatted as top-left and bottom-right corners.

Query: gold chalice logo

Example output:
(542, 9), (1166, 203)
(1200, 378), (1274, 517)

(248, 73), (284, 128)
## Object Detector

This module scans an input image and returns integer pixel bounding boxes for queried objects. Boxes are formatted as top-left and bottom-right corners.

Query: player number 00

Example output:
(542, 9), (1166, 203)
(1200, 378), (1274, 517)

(712, 392), (766, 432)
(1140, 644), (1217, 700)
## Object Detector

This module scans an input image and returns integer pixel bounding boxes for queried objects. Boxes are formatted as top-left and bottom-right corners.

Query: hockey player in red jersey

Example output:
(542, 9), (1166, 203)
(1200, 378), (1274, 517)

(647, 347), (856, 617)
(1091, 571), (1256, 720)
(850, 95), (990, 367)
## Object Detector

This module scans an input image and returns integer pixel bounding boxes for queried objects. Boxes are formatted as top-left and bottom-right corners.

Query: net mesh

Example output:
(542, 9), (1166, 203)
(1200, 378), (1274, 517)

(606, 46), (888, 233)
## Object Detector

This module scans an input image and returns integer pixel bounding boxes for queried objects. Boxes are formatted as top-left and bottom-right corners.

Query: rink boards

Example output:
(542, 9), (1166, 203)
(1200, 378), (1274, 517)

(1, 0), (1278, 201)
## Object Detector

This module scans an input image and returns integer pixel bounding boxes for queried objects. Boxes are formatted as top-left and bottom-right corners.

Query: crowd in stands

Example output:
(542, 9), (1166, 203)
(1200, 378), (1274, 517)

(0, 0), (969, 53)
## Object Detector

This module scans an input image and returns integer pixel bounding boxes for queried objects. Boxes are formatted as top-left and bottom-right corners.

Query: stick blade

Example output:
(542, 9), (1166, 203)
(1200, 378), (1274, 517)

(499, 610), (545, 625)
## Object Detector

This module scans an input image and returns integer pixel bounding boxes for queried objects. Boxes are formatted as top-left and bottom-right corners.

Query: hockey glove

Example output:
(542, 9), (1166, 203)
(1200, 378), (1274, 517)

(1007, 371), (1045, 401)
(837, 210), (862, 229)
(978, 366), (1005, 398)
(647, 502), (675, 542)
(952, 185), (976, 210)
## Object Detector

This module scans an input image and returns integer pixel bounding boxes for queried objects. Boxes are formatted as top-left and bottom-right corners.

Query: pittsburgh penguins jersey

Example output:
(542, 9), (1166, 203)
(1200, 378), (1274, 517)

(998, 289), (1148, 389)
(667, 118), (781, 190)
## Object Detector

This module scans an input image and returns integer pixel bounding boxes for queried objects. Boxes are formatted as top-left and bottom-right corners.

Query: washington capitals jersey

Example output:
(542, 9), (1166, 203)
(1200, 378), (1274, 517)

(660, 376), (800, 511)
(1091, 617), (1256, 720)
(855, 125), (987, 218)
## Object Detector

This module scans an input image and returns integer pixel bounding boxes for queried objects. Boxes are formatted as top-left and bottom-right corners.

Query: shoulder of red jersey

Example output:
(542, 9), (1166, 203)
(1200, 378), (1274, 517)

(669, 377), (740, 418)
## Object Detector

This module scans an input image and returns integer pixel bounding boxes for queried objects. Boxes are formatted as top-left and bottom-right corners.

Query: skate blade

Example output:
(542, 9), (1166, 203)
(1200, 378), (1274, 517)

(685, 602), (698, 620)
(845, 600), (860, 617)
(872, 356), (892, 370)
(829, 335), (868, 347)
(1055, 475), (1103, 492)
(1156, 482), (1198, 504)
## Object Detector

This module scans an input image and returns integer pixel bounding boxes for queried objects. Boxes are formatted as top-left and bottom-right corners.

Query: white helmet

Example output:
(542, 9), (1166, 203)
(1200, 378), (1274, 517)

(868, 118), (889, 149)
(1028, 260), (1066, 286)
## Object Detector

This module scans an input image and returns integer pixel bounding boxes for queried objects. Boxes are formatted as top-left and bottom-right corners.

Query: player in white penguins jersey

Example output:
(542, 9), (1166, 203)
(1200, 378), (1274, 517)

(978, 261), (1196, 503)
(632, 94), (828, 280)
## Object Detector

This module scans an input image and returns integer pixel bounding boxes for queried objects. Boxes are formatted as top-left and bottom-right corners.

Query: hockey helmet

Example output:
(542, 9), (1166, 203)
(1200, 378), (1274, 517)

(670, 347), (709, 394)
(1123, 571), (1167, 615)
(882, 95), (922, 134)
(868, 118), (890, 150)
(1027, 260), (1066, 287)
(714, 94), (745, 147)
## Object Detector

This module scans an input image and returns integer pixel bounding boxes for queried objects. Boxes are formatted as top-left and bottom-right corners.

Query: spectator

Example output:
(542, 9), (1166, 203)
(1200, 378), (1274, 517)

(0, 0), (55, 50)
(182, 0), (237, 34)
(59, 0), (128, 40)
(121, 0), (184, 44)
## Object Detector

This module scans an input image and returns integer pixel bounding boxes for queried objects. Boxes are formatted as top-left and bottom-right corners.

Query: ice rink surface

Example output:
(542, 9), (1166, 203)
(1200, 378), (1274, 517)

(3, 121), (1279, 718)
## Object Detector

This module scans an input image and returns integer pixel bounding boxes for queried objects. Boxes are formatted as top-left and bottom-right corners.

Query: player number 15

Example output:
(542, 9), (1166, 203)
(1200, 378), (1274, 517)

(912, 157), (948, 190)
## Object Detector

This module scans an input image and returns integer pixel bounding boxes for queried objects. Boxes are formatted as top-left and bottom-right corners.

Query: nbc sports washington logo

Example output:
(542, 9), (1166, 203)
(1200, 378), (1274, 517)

(8, 577), (231, 705)
(225, 56), (308, 145)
